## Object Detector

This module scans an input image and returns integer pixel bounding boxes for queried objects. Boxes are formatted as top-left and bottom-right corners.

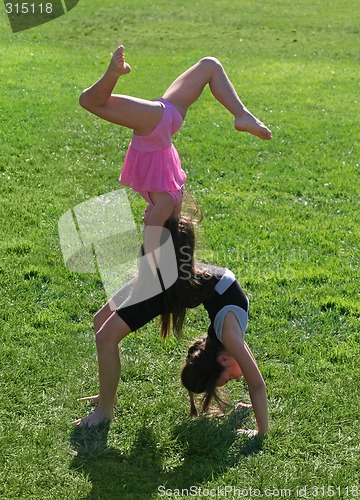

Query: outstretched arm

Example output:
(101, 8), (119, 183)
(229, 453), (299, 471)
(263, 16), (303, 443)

(221, 313), (268, 435)
(142, 193), (175, 273)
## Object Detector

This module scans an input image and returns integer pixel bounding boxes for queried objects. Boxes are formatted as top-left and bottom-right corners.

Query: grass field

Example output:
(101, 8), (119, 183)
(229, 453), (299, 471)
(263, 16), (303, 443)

(0, 0), (359, 498)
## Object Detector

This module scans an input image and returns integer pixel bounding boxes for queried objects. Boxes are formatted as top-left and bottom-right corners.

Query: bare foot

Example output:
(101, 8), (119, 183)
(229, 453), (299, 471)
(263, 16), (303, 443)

(72, 408), (114, 427)
(235, 108), (272, 140)
(109, 45), (131, 77)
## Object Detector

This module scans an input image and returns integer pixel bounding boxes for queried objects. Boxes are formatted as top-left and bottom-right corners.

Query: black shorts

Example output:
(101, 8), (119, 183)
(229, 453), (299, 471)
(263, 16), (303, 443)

(116, 266), (248, 335)
(116, 289), (166, 332)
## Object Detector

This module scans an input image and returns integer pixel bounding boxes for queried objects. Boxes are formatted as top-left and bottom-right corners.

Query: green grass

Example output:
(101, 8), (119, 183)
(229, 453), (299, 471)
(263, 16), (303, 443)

(0, 0), (359, 498)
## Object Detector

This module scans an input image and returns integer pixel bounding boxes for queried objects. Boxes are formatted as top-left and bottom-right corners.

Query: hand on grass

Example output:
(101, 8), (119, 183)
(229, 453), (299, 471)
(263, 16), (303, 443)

(234, 403), (258, 437)
(237, 428), (258, 438)
(235, 402), (252, 410)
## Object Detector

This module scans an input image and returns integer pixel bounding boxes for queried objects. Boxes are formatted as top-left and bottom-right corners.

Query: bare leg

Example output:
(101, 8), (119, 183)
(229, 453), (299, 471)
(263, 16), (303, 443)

(77, 279), (138, 409)
(79, 45), (163, 135)
(94, 301), (114, 333)
(163, 57), (272, 140)
(73, 312), (131, 426)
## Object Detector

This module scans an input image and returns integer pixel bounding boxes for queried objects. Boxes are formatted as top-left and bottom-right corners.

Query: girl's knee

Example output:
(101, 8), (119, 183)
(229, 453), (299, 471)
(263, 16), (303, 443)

(199, 56), (222, 71)
(95, 312), (130, 349)
(95, 326), (117, 350)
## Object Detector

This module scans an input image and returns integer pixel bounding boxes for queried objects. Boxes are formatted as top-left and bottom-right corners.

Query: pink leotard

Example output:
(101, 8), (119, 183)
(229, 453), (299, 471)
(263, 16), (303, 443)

(119, 98), (186, 205)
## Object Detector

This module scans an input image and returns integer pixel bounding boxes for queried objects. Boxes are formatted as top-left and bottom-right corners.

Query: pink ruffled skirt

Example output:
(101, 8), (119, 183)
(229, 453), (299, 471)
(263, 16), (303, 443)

(119, 99), (186, 200)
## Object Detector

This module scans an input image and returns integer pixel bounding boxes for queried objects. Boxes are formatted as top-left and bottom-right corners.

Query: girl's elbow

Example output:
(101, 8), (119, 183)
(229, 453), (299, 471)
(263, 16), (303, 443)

(79, 89), (91, 109)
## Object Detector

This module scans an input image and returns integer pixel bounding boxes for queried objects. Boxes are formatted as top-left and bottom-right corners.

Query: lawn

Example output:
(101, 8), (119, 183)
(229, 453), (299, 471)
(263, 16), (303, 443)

(0, 0), (359, 498)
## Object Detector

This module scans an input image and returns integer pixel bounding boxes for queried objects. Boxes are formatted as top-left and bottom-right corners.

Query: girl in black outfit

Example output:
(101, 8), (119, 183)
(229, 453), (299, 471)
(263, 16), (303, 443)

(74, 217), (268, 436)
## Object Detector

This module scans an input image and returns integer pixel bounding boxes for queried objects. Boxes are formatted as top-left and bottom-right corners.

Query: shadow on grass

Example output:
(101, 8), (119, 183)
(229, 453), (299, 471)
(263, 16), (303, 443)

(69, 407), (264, 499)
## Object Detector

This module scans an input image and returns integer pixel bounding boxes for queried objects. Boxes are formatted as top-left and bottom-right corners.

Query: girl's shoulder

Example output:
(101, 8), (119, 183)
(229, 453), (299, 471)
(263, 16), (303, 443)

(191, 263), (229, 301)
(181, 263), (231, 309)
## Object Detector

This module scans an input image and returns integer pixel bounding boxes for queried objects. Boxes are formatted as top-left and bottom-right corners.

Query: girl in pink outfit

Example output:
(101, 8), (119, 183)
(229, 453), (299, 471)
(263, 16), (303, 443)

(79, 45), (272, 232)
(120, 97), (186, 226)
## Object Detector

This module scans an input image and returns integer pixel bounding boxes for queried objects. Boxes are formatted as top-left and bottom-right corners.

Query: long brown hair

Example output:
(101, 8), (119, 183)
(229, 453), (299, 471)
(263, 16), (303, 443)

(159, 214), (202, 339)
(181, 335), (226, 415)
